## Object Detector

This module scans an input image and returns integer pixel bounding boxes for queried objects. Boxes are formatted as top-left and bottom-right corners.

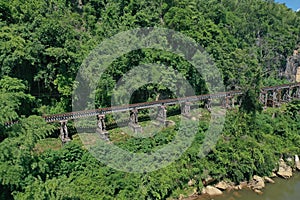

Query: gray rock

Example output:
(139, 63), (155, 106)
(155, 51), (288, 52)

(203, 175), (215, 185)
(295, 155), (300, 171)
(188, 179), (195, 186)
(264, 176), (275, 184)
(202, 186), (223, 196)
(239, 181), (248, 188)
(277, 159), (293, 179)
(215, 181), (229, 190)
(270, 172), (277, 178)
(250, 175), (265, 190)
(284, 47), (300, 82)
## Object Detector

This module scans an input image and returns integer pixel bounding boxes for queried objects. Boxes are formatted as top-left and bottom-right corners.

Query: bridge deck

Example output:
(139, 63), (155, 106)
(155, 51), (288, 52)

(4, 82), (300, 125)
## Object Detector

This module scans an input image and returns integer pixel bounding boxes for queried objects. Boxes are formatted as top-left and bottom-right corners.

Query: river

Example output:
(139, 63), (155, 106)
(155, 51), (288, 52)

(195, 173), (300, 200)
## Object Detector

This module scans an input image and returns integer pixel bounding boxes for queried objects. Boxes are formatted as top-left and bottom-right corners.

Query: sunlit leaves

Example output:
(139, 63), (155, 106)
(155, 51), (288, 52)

(0, 76), (34, 125)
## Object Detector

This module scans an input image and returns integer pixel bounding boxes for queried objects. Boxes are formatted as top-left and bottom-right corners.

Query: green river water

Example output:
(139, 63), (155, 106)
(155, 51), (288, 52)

(196, 173), (300, 200)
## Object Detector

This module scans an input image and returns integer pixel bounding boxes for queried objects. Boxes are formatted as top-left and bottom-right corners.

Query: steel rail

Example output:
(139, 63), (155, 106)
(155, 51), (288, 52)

(3, 82), (300, 125)
(43, 90), (243, 122)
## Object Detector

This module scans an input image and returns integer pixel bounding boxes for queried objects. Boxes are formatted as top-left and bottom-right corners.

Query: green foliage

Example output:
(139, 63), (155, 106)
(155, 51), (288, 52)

(2, 106), (300, 199)
(285, 100), (300, 119)
(240, 88), (263, 114)
(0, 116), (54, 192)
(1, 0), (300, 199)
(204, 107), (300, 183)
(0, 76), (34, 121)
(0, 0), (298, 112)
(0, 76), (35, 140)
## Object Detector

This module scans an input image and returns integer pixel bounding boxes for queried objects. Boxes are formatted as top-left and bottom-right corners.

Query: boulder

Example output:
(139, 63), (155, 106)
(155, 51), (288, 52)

(188, 179), (196, 186)
(201, 187), (206, 194)
(239, 181), (248, 189)
(233, 185), (242, 190)
(252, 175), (265, 190)
(264, 176), (275, 184)
(178, 194), (184, 200)
(203, 175), (215, 185)
(179, 188), (197, 199)
(202, 186), (223, 196)
(253, 189), (263, 195)
(191, 188), (198, 196)
(295, 155), (300, 171)
(270, 172), (277, 178)
(215, 181), (230, 190)
(277, 159), (293, 179)
(253, 175), (265, 190)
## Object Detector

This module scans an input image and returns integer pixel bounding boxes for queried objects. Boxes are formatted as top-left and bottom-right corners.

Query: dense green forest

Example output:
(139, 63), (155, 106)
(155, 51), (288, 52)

(1, 0), (300, 199)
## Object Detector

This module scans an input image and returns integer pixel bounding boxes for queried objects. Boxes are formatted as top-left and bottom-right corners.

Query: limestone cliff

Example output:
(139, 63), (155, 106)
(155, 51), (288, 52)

(284, 46), (300, 82)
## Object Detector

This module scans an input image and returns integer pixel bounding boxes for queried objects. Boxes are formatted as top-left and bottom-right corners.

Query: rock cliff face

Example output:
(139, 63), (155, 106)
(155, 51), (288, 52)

(284, 47), (300, 82)
(297, 67), (300, 82)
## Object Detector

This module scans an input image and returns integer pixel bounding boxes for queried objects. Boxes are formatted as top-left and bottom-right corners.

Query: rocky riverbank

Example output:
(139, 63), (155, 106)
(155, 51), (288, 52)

(179, 155), (300, 200)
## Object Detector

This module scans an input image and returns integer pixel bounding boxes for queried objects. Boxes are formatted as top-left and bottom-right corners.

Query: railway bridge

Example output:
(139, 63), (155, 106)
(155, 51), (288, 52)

(4, 83), (300, 143)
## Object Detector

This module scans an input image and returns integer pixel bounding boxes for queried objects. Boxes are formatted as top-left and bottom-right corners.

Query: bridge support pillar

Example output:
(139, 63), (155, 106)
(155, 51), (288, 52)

(259, 92), (268, 109)
(282, 87), (292, 102)
(128, 108), (142, 133)
(293, 86), (300, 99)
(97, 114), (109, 141)
(60, 120), (70, 144)
(264, 92), (268, 109)
(204, 98), (211, 112)
(231, 96), (235, 108)
(156, 105), (167, 126)
(181, 102), (191, 118)
(272, 90), (279, 107)
(278, 89), (283, 105)
(223, 95), (234, 109)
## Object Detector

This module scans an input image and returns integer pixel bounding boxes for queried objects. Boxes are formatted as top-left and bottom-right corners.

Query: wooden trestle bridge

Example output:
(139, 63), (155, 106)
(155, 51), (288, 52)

(4, 82), (300, 143)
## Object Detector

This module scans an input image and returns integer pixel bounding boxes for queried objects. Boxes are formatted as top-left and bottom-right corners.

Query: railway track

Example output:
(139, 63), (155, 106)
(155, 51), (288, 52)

(3, 82), (300, 126)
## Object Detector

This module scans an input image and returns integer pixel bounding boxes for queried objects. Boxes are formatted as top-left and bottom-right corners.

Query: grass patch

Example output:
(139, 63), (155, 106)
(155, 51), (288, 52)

(34, 138), (62, 153)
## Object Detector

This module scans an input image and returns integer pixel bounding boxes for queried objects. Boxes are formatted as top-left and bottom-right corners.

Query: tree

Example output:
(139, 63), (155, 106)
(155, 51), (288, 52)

(0, 116), (54, 196)
(0, 76), (34, 138)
